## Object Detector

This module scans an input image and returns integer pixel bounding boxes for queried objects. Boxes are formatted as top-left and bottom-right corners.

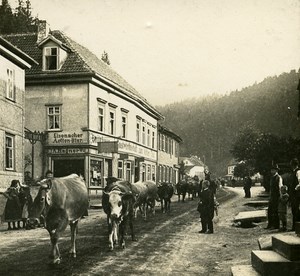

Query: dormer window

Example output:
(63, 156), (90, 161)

(44, 47), (59, 70)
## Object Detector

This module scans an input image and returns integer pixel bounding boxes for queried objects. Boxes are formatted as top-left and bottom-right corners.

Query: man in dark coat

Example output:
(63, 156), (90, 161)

(289, 158), (300, 231)
(243, 176), (252, 198)
(265, 165), (282, 230)
(198, 180), (215, 234)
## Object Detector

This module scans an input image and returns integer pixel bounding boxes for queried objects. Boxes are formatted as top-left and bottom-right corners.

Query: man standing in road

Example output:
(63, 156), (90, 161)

(289, 158), (300, 231)
(265, 164), (282, 230)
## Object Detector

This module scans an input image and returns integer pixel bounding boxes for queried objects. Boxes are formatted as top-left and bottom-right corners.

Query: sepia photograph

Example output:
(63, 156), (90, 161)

(0, 0), (300, 275)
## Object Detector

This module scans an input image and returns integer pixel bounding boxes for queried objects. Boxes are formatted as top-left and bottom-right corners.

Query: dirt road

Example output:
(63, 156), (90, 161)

(0, 186), (270, 275)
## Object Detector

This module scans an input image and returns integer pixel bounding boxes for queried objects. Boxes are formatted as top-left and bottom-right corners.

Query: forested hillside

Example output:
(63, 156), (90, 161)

(157, 69), (300, 176)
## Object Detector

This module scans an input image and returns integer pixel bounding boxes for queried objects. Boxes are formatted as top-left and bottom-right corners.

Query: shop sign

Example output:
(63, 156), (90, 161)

(48, 132), (86, 145)
(98, 141), (118, 153)
(47, 148), (87, 155)
(118, 141), (156, 160)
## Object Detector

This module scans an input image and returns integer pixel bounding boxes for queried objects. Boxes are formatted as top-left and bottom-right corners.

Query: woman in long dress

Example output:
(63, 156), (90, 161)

(0, 180), (22, 230)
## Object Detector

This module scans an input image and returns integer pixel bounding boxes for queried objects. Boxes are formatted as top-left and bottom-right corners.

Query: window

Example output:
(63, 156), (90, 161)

(142, 164), (146, 181)
(142, 123), (146, 145)
(6, 69), (15, 101)
(5, 134), (14, 170)
(126, 162), (131, 182)
(162, 135), (165, 151)
(152, 165), (156, 181)
(117, 161), (123, 179)
(136, 119), (141, 143)
(147, 165), (151, 181)
(147, 128), (150, 147)
(47, 106), (61, 130)
(98, 105), (104, 132)
(44, 47), (58, 70)
(109, 110), (115, 135)
(121, 114), (127, 138)
(152, 131), (155, 149)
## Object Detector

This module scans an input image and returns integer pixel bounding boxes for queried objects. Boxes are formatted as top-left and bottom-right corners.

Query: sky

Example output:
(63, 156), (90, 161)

(9, 0), (300, 106)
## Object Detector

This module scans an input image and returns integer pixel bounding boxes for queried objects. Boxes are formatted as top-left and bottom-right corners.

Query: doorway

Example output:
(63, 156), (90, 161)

(53, 159), (84, 177)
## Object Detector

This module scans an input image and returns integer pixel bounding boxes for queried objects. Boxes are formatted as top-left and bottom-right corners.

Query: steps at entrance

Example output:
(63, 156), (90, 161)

(272, 234), (300, 261)
(251, 250), (292, 276)
(231, 265), (260, 276)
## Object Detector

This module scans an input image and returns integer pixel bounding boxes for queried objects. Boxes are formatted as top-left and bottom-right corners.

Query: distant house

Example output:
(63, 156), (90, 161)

(0, 36), (36, 188)
(4, 21), (164, 190)
(227, 159), (237, 179)
(179, 156), (206, 180)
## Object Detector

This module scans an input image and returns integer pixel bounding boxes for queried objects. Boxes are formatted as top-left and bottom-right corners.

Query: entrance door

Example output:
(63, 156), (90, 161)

(53, 159), (84, 177)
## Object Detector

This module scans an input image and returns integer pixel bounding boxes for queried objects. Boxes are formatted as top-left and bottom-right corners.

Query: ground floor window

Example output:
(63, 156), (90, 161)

(90, 159), (102, 186)
(118, 161), (123, 179)
(125, 162), (131, 182)
(5, 134), (14, 170)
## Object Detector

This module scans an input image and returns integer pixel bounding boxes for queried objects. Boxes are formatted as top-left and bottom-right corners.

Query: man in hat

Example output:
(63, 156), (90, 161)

(265, 164), (282, 230)
(289, 158), (300, 231)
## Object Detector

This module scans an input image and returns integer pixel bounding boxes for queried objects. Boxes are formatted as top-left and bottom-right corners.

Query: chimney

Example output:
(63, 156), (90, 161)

(37, 20), (50, 43)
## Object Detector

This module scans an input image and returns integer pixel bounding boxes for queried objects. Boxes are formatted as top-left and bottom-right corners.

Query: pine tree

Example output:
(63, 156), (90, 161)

(0, 0), (37, 34)
(0, 0), (15, 34)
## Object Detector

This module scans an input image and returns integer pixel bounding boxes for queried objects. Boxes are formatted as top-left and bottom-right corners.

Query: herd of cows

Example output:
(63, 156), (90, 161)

(26, 174), (205, 264)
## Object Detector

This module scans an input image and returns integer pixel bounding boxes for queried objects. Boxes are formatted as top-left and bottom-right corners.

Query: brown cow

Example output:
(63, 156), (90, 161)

(131, 181), (158, 220)
(27, 174), (88, 264)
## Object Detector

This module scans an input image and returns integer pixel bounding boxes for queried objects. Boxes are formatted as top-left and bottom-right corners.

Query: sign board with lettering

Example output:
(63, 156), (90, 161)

(48, 132), (87, 145)
(47, 147), (88, 155)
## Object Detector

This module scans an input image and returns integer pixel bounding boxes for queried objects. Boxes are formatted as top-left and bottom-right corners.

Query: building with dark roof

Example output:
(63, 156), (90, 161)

(4, 21), (164, 191)
(179, 155), (206, 180)
(0, 36), (36, 189)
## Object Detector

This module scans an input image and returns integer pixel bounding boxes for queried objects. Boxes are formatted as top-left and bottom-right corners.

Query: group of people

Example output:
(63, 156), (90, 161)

(0, 180), (30, 230)
(266, 158), (300, 232)
(197, 171), (219, 234)
(0, 170), (54, 231)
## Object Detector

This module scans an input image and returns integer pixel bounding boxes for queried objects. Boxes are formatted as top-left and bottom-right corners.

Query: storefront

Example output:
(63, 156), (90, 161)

(45, 130), (157, 194)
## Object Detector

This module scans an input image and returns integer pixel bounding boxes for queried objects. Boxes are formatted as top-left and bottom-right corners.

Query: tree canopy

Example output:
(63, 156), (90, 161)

(157, 69), (300, 177)
(0, 0), (38, 34)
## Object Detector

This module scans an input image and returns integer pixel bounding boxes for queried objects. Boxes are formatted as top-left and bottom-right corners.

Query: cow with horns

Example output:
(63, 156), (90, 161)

(102, 178), (137, 251)
(27, 174), (89, 264)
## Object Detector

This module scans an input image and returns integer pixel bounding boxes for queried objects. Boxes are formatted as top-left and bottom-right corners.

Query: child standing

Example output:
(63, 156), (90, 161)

(278, 185), (289, 232)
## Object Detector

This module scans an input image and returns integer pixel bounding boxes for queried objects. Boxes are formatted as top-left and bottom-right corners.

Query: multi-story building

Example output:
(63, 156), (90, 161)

(4, 21), (163, 191)
(0, 36), (36, 188)
(157, 124), (182, 184)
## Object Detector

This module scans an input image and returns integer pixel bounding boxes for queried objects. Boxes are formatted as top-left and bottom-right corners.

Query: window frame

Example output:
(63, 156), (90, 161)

(6, 69), (16, 101)
(117, 160), (123, 179)
(43, 46), (59, 71)
(97, 103), (105, 132)
(121, 113), (127, 138)
(136, 119), (141, 143)
(47, 105), (61, 131)
(5, 134), (14, 170)
(109, 109), (116, 135)
(125, 162), (132, 182)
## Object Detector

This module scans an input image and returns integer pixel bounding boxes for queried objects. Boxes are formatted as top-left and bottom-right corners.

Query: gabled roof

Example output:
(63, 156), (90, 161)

(158, 124), (182, 143)
(0, 36), (37, 69)
(3, 31), (163, 120)
(179, 156), (205, 167)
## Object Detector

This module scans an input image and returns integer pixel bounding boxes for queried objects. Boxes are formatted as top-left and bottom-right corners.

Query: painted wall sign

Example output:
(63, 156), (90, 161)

(48, 132), (86, 144)
(47, 147), (88, 155)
